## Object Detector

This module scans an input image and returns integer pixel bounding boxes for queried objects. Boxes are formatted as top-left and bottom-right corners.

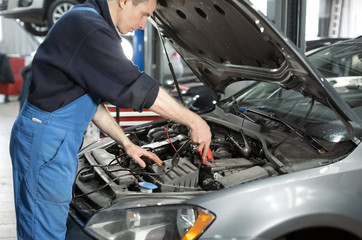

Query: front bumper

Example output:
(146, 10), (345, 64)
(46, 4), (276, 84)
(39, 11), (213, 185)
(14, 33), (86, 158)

(66, 214), (94, 240)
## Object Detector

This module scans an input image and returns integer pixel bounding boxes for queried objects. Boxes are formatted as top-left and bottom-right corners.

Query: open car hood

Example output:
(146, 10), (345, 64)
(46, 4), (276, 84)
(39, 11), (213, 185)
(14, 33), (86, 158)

(151, 0), (343, 108)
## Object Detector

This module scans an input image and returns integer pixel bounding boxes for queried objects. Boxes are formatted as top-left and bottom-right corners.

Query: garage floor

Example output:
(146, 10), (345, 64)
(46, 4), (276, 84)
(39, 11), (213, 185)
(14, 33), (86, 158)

(0, 96), (18, 240)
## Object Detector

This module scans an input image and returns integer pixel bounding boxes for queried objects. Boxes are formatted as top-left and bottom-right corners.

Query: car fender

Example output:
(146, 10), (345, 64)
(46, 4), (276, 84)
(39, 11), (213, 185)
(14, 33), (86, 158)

(188, 144), (362, 239)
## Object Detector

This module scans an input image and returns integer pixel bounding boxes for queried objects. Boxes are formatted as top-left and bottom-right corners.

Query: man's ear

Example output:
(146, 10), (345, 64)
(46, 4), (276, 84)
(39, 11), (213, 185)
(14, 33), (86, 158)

(119, 0), (128, 9)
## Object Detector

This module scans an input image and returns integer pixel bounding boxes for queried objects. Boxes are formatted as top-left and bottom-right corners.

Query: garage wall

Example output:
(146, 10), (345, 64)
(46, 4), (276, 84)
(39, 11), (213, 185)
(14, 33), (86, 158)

(319, 0), (362, 38)
(339, 0), (362, 38)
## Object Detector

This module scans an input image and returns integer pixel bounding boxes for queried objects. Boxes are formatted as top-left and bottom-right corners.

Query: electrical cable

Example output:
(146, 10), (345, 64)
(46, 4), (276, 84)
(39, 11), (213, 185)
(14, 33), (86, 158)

(166, 122), (180, 159)
(72, 164), (110, 198)
(73, 152), (177, 198)
(73, 171), (134, 199)
(72, 155), (178, 199)
(73, 123), (193, 198)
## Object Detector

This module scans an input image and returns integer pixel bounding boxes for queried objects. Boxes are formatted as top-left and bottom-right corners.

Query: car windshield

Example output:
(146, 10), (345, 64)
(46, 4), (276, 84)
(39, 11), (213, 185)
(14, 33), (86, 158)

(222, 39), (362, 144)
(225, 81), (346, 143)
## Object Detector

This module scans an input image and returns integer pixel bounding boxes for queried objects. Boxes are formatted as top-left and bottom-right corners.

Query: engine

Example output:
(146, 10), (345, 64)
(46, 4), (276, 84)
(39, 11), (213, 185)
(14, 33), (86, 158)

(78, 121), (272, 194)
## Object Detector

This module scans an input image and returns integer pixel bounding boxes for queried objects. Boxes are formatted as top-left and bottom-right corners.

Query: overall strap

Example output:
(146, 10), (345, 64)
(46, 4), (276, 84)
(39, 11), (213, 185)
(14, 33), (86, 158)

(71, 6), (100, 15)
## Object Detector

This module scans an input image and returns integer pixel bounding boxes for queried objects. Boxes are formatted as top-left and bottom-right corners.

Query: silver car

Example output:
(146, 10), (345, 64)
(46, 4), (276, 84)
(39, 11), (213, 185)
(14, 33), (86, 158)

(67, 0), (362, 239)
(0, 0), (83, 36)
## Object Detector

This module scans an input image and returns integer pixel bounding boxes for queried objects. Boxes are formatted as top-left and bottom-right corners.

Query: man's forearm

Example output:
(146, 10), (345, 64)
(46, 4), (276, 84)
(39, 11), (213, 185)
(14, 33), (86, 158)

(149, 88), (202, 128)
(91, 103), (133, 148)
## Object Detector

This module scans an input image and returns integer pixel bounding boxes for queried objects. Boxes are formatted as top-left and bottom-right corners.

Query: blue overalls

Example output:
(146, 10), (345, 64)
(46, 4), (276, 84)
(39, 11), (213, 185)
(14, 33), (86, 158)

(10, 7), (101, 240)
(10, 93), (99, 239)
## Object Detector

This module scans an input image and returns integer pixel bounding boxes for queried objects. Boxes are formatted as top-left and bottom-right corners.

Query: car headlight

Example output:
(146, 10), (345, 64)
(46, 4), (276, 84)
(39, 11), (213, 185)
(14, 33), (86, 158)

(84, 204), (216, 240)
(18, 0), (32, 7)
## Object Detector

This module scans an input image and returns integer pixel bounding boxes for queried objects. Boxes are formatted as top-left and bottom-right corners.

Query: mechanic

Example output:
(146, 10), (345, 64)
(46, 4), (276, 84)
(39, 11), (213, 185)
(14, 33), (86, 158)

(9, 0), (211, 239)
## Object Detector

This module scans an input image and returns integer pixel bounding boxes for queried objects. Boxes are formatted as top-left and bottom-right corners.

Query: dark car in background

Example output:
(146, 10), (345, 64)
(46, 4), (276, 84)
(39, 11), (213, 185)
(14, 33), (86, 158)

(305, 37), (350, 54)
(0, 0), (84, 36)
(65, 0), (362, 239)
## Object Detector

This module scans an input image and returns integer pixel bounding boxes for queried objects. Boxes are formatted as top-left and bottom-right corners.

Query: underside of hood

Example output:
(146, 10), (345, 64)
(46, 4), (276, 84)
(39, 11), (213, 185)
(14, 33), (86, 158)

(151, 0), (333, 104)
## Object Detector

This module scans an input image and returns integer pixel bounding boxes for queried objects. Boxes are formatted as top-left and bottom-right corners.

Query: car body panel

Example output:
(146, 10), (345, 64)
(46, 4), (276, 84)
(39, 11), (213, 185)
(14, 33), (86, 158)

(186, 143), (362, 239)
(0, 0), (45, 23)
(152, 1), (321, 95)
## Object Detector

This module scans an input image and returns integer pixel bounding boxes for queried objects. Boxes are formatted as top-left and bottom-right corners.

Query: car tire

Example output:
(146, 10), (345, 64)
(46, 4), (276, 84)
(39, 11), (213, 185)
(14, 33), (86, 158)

(23, 22), (49, 36)
(47, 0), (78, 27)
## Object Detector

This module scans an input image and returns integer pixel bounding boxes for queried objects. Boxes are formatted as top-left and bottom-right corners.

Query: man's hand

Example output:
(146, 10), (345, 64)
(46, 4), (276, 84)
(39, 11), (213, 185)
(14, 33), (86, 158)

(189, 118), (212, 159)
(124, 143), (163, 168)
(150, 88), (212, 160)
(92, 103), (163, 168)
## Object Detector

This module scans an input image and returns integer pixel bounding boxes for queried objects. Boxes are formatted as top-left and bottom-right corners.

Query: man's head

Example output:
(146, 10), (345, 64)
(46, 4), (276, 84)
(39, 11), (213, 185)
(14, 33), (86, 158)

(110, 0), (157, 34)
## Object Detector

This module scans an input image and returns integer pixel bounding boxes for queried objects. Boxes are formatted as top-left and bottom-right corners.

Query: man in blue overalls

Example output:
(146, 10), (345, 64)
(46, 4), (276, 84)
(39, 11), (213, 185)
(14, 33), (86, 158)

(9, 0), (212, 239)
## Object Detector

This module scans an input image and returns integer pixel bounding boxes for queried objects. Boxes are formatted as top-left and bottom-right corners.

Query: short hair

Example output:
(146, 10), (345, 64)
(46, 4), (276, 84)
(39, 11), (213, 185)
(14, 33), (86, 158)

(111, 0), (157, 7)
(132, 0), (155, 5)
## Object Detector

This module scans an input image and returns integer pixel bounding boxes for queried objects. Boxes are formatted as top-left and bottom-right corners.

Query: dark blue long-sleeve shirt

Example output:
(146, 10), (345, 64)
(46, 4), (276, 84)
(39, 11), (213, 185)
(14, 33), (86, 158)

(28, 0), (159, 112)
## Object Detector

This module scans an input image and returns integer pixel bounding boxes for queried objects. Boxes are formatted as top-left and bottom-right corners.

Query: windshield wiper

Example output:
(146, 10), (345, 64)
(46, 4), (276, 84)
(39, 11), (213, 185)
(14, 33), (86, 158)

(229, 96), (255, 123)
(242, 106), (327, 154)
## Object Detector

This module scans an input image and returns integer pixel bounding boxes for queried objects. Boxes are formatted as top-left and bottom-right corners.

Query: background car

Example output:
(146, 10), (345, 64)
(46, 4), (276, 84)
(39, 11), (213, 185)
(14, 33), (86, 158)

(305, 37), (350, 54)
(65, 0), (362, 239)
(0, 0), (84, 36)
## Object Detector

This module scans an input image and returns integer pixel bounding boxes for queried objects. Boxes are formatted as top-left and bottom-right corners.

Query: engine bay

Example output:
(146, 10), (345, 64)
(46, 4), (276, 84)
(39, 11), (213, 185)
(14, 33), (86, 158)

(75, 120), (274, 200)
(74, 117), (355, 209)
